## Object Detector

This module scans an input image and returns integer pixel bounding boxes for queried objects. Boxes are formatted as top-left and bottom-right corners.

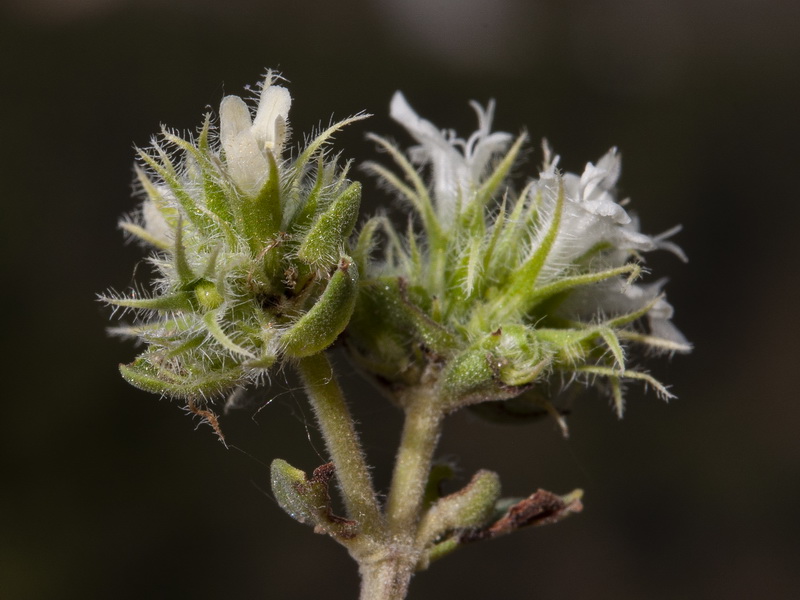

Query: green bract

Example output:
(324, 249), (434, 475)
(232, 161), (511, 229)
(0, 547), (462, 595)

(349, 92), (690, 419)
(105, 74), (366, 400)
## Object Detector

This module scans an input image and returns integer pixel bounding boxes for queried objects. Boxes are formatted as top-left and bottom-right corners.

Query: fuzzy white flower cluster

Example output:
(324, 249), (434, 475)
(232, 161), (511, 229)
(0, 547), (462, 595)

(534, 148), (691, 351)
(350, 92), (690, 420)
(390, 95), (690, 353)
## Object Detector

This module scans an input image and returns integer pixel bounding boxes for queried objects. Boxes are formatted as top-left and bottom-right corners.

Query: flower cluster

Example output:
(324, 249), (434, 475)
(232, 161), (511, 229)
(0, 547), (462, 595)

(105, 75), (691, 596)
(104, 74), (366, 401)
(348, 92), (690, 420)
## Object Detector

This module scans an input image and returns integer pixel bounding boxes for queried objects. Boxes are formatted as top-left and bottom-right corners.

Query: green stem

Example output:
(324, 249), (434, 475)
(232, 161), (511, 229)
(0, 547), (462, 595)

(358, 555), (416, 600)
(296, 353), (384, 537)
(385, 386), (445, 536)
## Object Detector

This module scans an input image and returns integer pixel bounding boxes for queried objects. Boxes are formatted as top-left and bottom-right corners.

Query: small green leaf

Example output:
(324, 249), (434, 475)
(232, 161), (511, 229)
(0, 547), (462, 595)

(270, 459), (358, 540)
(416, 470), (501, 570)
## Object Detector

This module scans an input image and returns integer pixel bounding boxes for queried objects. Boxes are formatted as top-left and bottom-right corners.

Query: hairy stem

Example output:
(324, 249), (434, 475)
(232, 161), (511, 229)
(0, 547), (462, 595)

(386, 386), (445, 537)
(296, 353), (384, 537)
(358, 554), (416, 600)
(353, 384), (444, 599)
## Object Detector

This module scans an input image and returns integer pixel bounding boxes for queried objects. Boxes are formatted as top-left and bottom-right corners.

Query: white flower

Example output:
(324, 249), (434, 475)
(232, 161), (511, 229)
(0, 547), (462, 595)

(390, 91), (512, 226)
(220, 74), (292, 196)
(530, 147), (690, 351)
(533, 148), (668, 283)
(558, 278), (691, 352)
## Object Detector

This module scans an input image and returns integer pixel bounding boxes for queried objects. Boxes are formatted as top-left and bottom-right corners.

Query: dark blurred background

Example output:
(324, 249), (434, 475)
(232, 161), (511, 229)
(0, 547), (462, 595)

(1, 0), (798, 598)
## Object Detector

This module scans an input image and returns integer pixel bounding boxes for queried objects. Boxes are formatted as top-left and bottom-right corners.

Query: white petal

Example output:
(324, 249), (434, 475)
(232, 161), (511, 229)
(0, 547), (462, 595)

(582, 197), (631, 224)
(595, 147), (621, 189)
(391, 91), (466, 223)
(390, 92), (445, 149)
(468, 130), (513, 181)
(252, 84), (292, 152)
(220, 95), (269, 195)
(220, 95), (253, 146)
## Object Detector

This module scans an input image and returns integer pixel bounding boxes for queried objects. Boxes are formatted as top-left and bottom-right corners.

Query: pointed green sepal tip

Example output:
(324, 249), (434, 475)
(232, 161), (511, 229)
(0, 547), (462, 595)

(104, 291), (194, 312)
(297, 181), (361, 267)
(282, 256), (359, 358)
(270, 459), (358, 540)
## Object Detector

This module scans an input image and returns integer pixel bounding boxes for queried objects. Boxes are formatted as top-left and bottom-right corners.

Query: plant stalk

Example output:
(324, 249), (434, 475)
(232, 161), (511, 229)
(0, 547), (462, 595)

(358, 554), (416, 600)
(296, 353), (384, 537)
(386, 386), (445, 536)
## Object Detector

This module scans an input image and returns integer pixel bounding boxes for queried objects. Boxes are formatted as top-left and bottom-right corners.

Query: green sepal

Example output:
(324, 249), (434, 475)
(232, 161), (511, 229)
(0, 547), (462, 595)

(173, 219), (197, 288)
(352, 215), (382, 273)
(440, 337), (497, 404)
(270, 459), (358, 540)
(202, 310), (255, 359)
(282, 256), (359, 358)
(345, 282), (419, 384)
(240, 151), (282, 251)
(137, 147), (212, 233)
(105, 291), (194, 312)
(533, 327), (604, 364)
(392, 278), (458, 356)
(298, 181), (361, 267)
(459, 132), (526, 229)
(490, 182), (564, 321)
(119, 221), (170, 250)
(491, 324), (550, 387)
(119, 354), (244, 399)
(348, 277), (457, 382)
(286, 154), (329, 231)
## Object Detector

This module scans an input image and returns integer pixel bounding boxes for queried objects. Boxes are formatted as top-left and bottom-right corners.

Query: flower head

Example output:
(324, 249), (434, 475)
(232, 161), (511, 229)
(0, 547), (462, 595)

(104, 74), (367, 405)
(351, 94), (689, 419)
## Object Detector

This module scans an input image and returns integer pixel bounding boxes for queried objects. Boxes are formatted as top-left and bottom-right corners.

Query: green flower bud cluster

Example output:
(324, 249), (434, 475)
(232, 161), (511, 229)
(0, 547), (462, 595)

(104, 74), (365, 400)
(348, 93), (690, 418)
